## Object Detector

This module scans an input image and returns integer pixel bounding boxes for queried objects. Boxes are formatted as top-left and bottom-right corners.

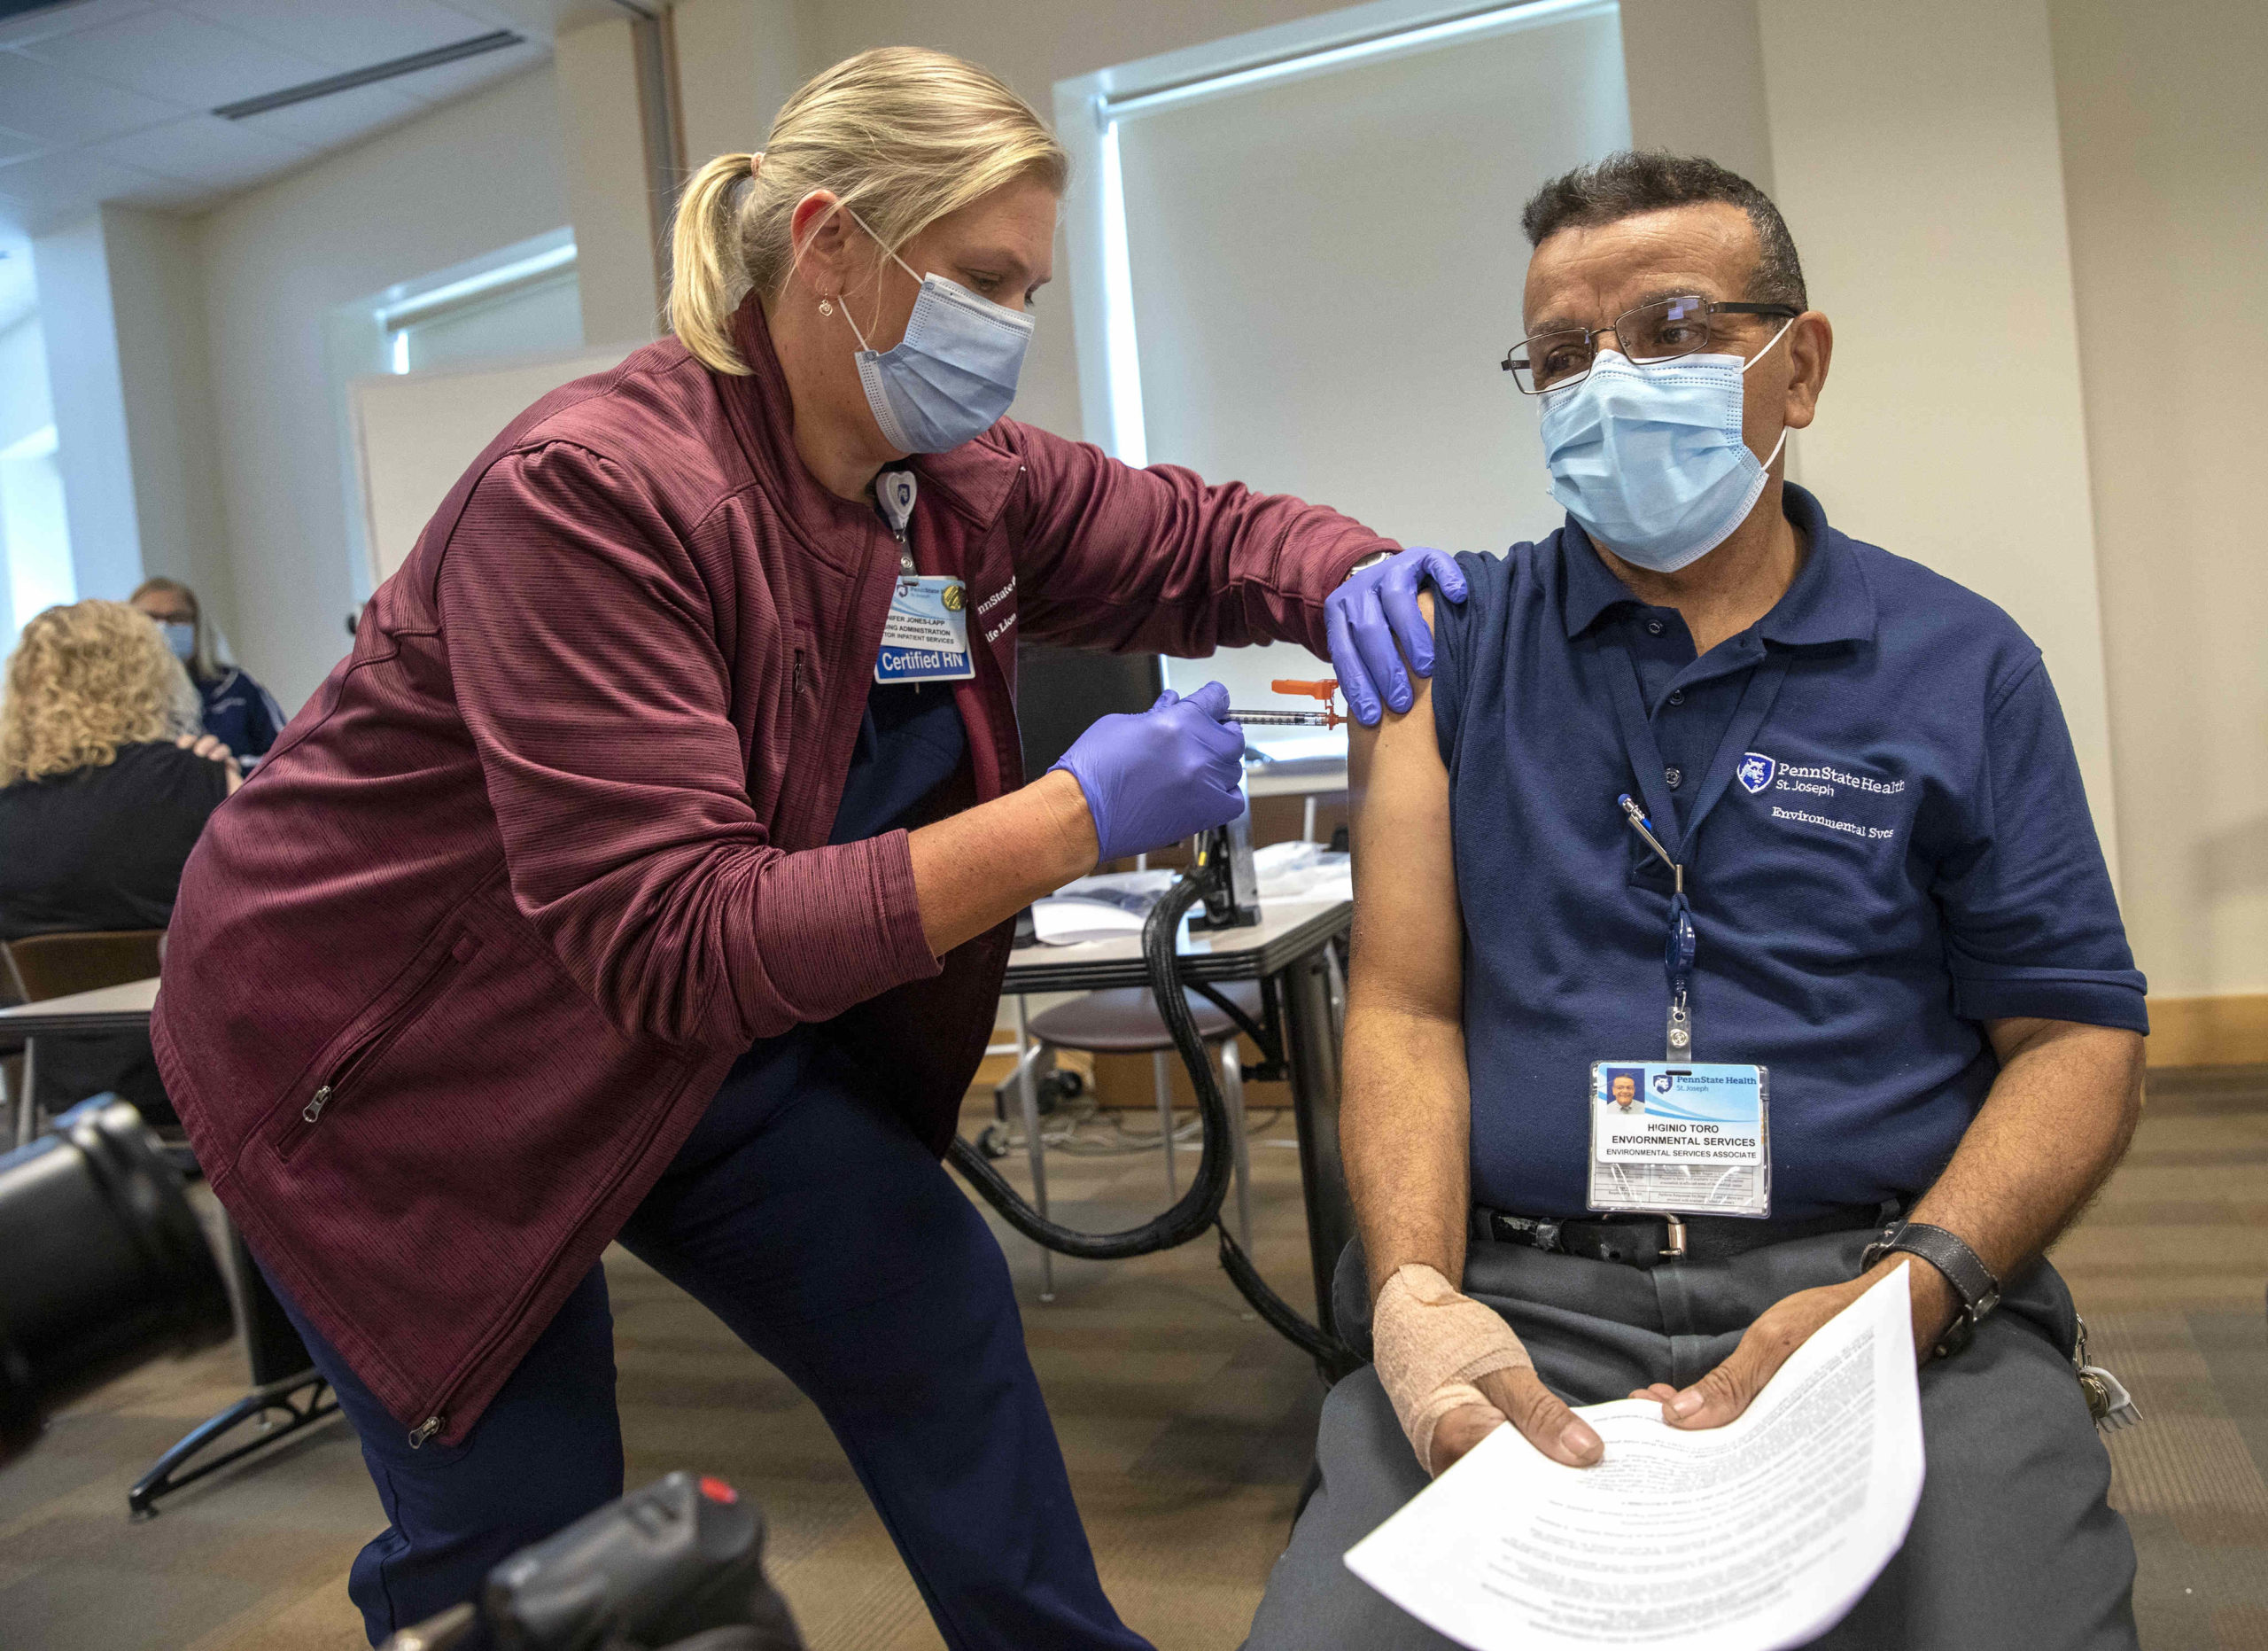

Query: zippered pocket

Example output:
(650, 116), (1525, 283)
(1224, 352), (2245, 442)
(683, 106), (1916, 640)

(276, 933), (479, 1162)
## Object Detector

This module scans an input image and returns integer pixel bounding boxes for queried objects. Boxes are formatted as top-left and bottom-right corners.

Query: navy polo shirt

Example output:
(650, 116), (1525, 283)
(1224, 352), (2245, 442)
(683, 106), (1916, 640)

(1432, 484), (2146, 1219)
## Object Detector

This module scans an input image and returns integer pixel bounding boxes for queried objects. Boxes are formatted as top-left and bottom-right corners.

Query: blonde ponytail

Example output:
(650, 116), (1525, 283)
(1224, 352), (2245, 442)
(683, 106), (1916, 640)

(670, 152), (762, 378)
(666, 47), (1068, 375)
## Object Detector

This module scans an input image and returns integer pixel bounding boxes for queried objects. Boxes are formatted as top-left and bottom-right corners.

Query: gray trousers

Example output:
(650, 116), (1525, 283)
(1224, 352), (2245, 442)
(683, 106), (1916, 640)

(1244, 1228), (2138, 1651)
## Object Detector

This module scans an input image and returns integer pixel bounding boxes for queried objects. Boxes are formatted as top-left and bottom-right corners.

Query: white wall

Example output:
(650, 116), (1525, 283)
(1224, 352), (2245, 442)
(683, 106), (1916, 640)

(0, 315), (50, 449)
(2050, 0), (2268, 1001)
(197, 66), (571, 710)
(1751, 0), (2119, 875)
(102, 206), (233, 614)
(29, 215), (142, 604)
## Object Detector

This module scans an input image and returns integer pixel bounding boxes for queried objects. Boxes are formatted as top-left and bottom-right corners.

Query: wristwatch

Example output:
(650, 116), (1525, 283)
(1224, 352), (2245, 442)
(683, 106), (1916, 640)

(1860, 1221), (2001, 1359)
(1344, 550), (1392, 581)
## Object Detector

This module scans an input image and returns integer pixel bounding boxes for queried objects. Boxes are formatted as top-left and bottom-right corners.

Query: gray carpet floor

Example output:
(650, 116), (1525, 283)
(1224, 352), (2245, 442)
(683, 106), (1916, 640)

(0, 1067), (2261, 1649)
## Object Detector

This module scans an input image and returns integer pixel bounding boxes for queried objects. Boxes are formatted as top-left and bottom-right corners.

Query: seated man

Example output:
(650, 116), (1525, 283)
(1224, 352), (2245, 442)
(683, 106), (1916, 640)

(1245, 152), (2145, 1651)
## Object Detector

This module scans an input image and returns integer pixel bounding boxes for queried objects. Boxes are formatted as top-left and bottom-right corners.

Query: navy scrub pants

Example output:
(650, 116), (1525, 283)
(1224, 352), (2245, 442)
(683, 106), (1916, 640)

(262, 1042), (1150, 1651)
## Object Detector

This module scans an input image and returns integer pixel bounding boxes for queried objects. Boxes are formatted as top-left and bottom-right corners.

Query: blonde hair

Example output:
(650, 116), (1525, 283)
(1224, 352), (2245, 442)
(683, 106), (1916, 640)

(669, 46), (1068, 376)
(129, 574), (220, 683)
(1, 600), (203, 786)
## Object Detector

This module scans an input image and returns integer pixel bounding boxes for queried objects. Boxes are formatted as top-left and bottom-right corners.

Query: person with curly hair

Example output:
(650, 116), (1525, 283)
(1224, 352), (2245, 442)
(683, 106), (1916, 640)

(0, 599), (241, 1118)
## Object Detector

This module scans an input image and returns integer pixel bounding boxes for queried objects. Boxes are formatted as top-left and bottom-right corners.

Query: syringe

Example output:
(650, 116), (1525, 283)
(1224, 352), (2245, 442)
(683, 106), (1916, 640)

(1229, 678), (1345, 730)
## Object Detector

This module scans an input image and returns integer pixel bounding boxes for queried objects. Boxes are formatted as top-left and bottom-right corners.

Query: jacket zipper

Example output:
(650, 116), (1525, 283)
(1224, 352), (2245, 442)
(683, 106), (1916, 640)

(283, 938), (470, 1158)
(398, 1055), (696, 1451)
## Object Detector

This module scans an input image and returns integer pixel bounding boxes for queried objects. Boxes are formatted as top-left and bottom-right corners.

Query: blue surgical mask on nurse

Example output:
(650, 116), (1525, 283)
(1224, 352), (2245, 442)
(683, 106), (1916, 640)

(1538, 318), (1795, 574)
(832, 207), (1035, 454)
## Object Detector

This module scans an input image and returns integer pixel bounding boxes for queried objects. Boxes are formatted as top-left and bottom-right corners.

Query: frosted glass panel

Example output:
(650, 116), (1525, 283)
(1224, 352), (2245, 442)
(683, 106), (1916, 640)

(405, 272), (584, 372)
(1115, 7), (1630, 733)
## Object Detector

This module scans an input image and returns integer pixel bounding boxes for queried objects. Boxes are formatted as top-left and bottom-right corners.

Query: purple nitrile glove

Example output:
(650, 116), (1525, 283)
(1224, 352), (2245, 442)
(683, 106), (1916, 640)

(1049, 681), (1247, 864)
(1324, 547), (1471, 725)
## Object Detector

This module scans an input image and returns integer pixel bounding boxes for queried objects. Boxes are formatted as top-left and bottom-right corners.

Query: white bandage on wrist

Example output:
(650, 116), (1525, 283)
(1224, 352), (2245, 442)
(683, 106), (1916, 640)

(1371, 1263), (1534, 1475)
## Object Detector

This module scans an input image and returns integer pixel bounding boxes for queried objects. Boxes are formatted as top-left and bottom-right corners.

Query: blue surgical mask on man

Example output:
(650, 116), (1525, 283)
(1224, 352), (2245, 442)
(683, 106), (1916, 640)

(835, 210), (1034, 454)
(1537, 320), (1795, 573)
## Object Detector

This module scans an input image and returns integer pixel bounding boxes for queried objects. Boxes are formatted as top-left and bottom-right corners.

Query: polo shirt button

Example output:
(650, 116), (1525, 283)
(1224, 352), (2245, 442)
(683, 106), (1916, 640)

(1667, 690), (1685, 706)
(1645, 619), (1666, 635)
(1665, 767), (1683, 789)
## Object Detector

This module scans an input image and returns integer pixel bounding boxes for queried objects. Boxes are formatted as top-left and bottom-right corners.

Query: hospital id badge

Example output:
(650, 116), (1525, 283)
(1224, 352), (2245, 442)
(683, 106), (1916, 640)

(1588, 1062), (1772, 1219)
(875, 575), (976, 684)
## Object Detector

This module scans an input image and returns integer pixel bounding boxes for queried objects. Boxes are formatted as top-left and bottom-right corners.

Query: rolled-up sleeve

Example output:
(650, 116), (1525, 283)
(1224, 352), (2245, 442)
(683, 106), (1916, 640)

(1933, 655), (2148, 1032)
(999, 419), (1395, 658)
(437, 442), (938, 1052)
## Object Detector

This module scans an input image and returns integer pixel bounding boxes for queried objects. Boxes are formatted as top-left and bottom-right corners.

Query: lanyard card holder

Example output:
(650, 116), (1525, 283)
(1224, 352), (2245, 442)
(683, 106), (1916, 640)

(875, 575), (975, 684)
(1588, 1061), (1773, 1219)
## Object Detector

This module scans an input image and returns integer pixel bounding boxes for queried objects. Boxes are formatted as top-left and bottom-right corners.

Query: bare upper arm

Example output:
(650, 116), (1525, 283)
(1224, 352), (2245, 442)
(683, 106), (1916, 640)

(1348, 590), (1463, 1024)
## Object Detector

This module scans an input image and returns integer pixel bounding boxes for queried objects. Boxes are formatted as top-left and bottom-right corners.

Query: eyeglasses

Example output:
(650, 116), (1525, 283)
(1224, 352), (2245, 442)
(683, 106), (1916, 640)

(1502, 294), (1801, 395)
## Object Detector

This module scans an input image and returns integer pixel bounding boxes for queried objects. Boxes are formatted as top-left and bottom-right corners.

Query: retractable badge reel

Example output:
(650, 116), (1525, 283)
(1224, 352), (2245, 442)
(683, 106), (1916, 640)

(871, 470), (975, 686)
(1587, 795), (1773, 1224)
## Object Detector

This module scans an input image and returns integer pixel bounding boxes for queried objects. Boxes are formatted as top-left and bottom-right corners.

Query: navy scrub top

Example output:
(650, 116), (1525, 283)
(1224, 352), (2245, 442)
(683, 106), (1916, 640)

(1432, 484), (2146, 1219)
(672, 678), (967, 1163)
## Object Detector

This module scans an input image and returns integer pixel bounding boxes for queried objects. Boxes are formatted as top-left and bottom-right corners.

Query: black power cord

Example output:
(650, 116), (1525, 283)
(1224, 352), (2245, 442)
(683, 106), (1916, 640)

(946, 875), (1360, 1379)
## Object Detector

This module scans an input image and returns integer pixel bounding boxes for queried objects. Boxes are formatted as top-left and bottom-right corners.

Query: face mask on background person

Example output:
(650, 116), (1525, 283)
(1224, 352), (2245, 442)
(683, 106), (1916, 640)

(833, 209), (1035, 454)
(161, 622), (196, 663)
(1537, 320), (1795, 573)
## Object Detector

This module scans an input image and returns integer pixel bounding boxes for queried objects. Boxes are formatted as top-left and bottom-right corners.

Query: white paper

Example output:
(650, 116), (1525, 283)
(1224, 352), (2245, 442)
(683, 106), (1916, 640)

(1345, 1266), (1923, 1651)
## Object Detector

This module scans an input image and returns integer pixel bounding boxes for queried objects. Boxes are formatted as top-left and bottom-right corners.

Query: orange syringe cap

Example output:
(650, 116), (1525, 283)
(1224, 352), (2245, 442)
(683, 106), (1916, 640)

(1269, 678), (1344, 729)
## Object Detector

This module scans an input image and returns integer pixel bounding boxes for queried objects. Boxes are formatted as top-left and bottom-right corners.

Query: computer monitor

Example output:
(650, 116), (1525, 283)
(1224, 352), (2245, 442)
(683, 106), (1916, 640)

(1015, 642), (1162, 777)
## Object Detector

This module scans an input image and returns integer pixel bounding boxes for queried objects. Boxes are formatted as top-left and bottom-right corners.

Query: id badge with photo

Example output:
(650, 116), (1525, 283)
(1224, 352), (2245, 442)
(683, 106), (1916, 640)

(875, 575), (976, 684)
(1588, 1061), (1772, 1219)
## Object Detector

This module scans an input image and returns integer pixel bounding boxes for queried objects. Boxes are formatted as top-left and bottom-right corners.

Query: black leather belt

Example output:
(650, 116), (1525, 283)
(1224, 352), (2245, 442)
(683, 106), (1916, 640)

(1472, 1201), (1900, 1269)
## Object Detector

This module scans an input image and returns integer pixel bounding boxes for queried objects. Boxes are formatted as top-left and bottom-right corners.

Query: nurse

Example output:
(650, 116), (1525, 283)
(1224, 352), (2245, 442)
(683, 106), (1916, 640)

(154, 45), (1456, 1651)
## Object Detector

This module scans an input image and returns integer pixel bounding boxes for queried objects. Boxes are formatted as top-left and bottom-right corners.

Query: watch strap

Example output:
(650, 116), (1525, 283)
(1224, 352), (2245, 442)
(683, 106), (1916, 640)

(1883, 1222), (2000, 1315)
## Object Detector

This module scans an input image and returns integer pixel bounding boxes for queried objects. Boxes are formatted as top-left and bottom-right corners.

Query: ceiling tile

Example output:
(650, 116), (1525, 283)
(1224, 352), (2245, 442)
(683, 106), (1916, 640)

(0, 145), (167, 230)
(92, 112), (307, 189)
(0, 123), (44, 165)
(18, 7), (331, 107)
(439, 0), (555, 43)
(227, 79), (423, 152)
(0, 49), (183, 144)
(170, 0), (517, 74)
(392, 35), (545, 106)
(0, 1), (154, 51)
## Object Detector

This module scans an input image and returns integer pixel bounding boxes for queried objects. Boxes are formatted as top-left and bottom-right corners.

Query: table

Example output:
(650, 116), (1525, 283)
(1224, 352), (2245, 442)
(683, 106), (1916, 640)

(0, 976), (162, 1037)
(1002, 896), (1355, 1339)
(0, 977), (339, 1516)
(0, 977), (167, 1144)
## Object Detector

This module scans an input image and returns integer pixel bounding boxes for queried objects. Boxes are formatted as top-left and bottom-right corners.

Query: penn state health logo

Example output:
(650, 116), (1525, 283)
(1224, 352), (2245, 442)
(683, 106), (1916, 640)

(1737, 752), (1777, 794)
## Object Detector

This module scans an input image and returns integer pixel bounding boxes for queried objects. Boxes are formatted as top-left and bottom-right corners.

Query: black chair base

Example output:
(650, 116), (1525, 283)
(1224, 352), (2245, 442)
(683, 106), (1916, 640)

(128, 1224), (342, 1518)
(128, 1368), (339, 1518)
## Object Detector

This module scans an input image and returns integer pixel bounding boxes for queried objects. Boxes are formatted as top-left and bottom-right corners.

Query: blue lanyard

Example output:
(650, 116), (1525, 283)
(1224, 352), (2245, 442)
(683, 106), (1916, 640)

(1619, 795), (1697, 1059)
(1585, 630), (1794, 1062)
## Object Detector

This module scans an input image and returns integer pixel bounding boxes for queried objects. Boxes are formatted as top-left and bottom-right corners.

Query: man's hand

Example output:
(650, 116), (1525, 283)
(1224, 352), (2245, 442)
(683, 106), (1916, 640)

(1629, 1258), (1960, 1429)
(1326, 548), (1468, 724)
(1432, 1367), (1603, 1474)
